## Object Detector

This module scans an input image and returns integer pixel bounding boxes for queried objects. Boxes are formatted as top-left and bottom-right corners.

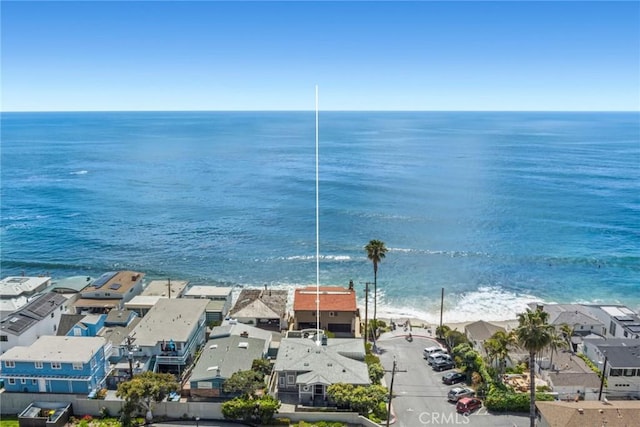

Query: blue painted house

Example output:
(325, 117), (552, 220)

(0, 336), (109, 394)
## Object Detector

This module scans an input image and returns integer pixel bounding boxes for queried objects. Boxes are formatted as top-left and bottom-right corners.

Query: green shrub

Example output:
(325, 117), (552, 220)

(484, 389), (555, 412)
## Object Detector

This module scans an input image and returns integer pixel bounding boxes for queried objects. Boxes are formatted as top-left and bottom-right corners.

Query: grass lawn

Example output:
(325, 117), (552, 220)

(0, 416), (19, 427)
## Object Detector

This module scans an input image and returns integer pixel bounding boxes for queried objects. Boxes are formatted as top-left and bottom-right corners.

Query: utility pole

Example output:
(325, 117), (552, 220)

(125, 335), (136, 379)
(364, 283), (372, 345)
(598, 354), (608, 401)
(439, 287), (444, 338)
(385, 357), (406, 427)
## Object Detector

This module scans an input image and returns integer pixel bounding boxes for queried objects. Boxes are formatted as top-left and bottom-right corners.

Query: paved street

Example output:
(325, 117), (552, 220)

(377, 327), (529, 427)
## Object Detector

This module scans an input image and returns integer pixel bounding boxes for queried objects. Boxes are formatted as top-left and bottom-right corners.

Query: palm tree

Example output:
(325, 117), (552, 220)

(546, 328), (568, 371)
(516, 308), (554, 427)
(486, 330), (517, 380)
(365, 239), (388, 332)
(560, 323), (575, 353)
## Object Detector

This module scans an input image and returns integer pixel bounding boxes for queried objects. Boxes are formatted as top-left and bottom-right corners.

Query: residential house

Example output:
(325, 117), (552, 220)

(584, 305), (640, 340)
(189, 334), (266, 399)
(0, 276), (52, 319)
(0, 336), (109, 394)
(141, 279), (189, 299)
(183, 286), (233, 324)
(209, 321), (275, 355)
(530, 303), (606, 338)
(124, 296), (164, 317)
(0, 293), (68, 355)
(129, 298), (209, 375)
(229, 289), (287, 331)
(73, 271), (145, 314)
(273, 336), (370, 405)
(464, 320), (506, 355)
(293, 286), (359, 337)
(582, 338), (640, 399)
(539, 349), (600, 401)
(536, 400), (640, 427)
(62, 314), (105, 337)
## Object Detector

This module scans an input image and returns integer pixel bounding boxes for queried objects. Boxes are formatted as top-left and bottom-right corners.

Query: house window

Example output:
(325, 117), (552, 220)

(73, 363), (83, 370)
(32, 379), (37, 385)
(279, 376), (285, 387)
(91, 359), (96, 368)
(0, 335), (7, 342)
(329, 311), (337, 317)
(53, 325), (57, 332)
(51, 313), (55, 318)
(609, 369), (622, 377)
(8, 378), (15, 385)
(74, 328), (82, 336)
(20, 378), (26, 384)
(51, 362), (62, 370)
(624, 369), (636, 377)
(287, 374), (295, 385)
(609, 321), (616, 336)
(5, 361), (15, 368)
(35, 362), (43, 369)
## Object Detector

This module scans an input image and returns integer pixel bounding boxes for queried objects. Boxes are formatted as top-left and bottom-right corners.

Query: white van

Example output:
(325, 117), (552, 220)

(423, 346), (445, 359)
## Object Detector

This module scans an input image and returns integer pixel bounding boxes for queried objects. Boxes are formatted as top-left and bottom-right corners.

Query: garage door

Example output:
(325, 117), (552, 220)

(328, 323), (351, 333)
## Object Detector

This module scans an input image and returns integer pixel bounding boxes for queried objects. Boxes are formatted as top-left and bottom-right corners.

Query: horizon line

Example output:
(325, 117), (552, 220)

(2, 109), (639, 114)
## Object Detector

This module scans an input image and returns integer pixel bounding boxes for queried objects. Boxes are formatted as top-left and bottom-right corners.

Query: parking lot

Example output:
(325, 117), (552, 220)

(377, 328), (529, 427)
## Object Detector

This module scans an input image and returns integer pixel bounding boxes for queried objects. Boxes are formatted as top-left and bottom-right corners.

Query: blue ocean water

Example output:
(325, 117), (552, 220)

(1, 111), (638, 322)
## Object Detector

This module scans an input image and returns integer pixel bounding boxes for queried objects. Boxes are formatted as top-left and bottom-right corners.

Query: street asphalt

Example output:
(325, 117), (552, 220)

(376, 327), (530, 427)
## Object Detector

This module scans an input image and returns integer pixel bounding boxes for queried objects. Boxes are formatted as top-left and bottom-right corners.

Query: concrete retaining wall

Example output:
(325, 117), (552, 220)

(1, 392), (377, 426)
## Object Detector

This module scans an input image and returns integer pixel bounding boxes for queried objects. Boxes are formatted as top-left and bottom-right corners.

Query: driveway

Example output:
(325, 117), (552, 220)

(376, 327), (529, 427)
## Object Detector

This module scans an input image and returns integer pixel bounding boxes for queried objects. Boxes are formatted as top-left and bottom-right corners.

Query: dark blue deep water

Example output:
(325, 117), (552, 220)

(1, 111), (638, 321)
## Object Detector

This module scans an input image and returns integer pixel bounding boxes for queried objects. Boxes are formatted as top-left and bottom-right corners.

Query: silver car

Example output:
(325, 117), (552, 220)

(447, 386), (475, 402)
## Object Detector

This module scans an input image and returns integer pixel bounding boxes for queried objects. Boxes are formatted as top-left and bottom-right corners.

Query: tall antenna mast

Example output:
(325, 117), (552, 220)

(315, 85), (321, 345)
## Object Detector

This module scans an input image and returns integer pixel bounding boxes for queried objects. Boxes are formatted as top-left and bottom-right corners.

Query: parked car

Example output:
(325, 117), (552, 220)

(423, 346), (445, 359)
(456, 397), (482, 415)
(442, 371), (466, 385)
(432, 358), (455, 371)
(427, 352), (451, 365)
(447, 387), (475, 402)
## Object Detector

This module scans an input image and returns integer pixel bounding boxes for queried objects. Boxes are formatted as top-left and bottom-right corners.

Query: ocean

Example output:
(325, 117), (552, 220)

(1, 111), (638, 322)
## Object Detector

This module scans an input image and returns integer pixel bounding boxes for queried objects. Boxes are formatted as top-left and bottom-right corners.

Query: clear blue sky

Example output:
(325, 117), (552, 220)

(2, 1), (639, 111)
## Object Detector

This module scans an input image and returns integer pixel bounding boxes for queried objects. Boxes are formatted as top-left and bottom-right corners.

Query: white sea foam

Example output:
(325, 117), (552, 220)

(375, 286), (545, 324)
(283, 255), (352, 261)
(70, 170), (88, 175)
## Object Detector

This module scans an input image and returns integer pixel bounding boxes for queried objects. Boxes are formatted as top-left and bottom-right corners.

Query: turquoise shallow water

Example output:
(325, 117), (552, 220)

(1, 111), (638, 321)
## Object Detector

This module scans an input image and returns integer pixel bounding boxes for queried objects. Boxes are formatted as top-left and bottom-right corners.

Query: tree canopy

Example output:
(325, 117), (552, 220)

(116, 372), (179, 426)
(222, 369), (265, 396)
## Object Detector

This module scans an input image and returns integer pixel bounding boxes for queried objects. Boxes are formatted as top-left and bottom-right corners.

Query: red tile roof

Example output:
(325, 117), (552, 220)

(293, 286), (357, 312)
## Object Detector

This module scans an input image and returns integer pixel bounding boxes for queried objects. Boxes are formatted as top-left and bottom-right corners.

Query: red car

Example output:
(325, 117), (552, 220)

(455, 397), (482, 416)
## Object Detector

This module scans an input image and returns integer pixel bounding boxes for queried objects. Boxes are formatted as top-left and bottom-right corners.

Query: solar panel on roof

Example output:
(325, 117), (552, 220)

(615, 316), (635, 322)
(109, 283), (122, 290)
(93, 272), (118, 289)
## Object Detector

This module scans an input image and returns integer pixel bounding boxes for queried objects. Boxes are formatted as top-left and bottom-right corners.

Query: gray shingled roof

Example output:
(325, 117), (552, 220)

(586, 338), (640, 368)
(230, 289), (287, 318)
(190, 335), (265, 382)
(274, 338), (370, 386)
(464, 320), (505, 342)
(56, 314), (86, 336)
